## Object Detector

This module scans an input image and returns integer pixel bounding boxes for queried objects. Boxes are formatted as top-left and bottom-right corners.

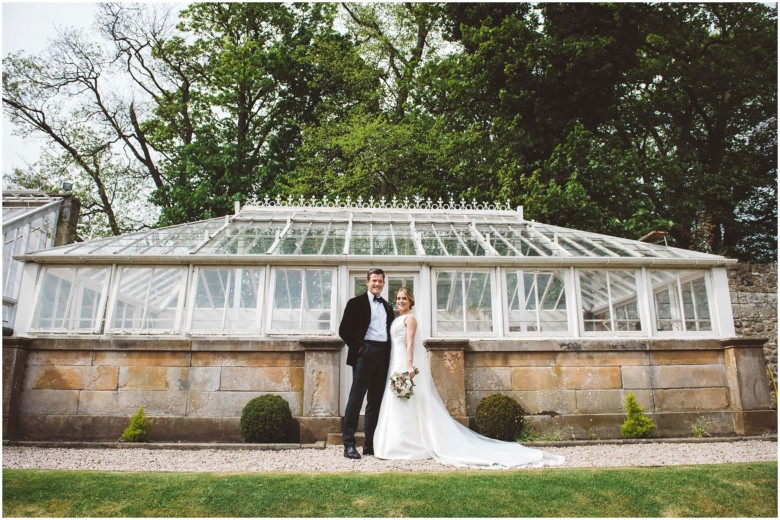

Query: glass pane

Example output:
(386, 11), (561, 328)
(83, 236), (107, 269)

(110, 267), (186, 332)
(464, 272), (492, 332)
(682, 274), (712, 331)
(271, 268), (333, 331)
(191, 268), (263, 333)
(506, 270), (568, 333)
(650, 270), (682, 331)
(579, 270), (611, 331)
(436, 271), (462, 332)
(387, 276), (415, 315)
(436, 270), (492, 333)
(32, 267), (109, 331)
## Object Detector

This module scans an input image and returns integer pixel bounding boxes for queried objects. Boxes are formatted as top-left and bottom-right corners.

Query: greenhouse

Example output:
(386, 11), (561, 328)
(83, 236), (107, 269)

(3, 196), (775, 443)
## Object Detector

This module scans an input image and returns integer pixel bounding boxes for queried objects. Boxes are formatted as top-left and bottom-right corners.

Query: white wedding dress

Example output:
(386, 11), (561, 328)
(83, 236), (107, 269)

(374, 314), (565, 468)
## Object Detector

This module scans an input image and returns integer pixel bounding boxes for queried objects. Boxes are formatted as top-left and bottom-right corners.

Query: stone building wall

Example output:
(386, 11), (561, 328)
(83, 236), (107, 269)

(3, 338), (344, 443)
(728, 263), (777, 382)
(427, 338), (776, 440)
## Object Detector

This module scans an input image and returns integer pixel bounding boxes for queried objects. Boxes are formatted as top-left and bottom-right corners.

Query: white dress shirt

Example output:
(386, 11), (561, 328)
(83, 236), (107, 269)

(364, 293), (388, 342)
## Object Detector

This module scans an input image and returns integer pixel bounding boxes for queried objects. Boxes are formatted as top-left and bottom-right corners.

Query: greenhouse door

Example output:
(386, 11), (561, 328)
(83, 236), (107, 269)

(339, 271), (419, 415)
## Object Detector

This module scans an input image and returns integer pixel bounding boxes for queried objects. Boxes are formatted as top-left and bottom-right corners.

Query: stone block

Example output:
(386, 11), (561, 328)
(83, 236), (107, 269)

(654, 388), (730, 412)
(465, 367), (511, 391)
(511, 367), (559, 390)
(465, 390), (576, 416)
(466, 352), (556, 368)
(303, 350), (340, 417)
(26, 351), (92, 366)
(188, 367), (221, 391)
(653, 365), (727, 389)
(78, 390), (187, 416)
(20, 389), (80, 415)
(26, 366), (84, 390)
(733, 410), (778, 435)
(26, 366), (118, 391)
(118, 367), (189, 391)
(187, 391), (302, 417)
(652, 411), (735, 437)
(557, 351), (647, 367)
(16, 414), (125, 441)
(298, 416), (342, 443)
(575, 390), (629, 414)
(219, 367), (304, 392)
(622, 366), (653, 389)
(429, 349), (466, 417)
(650, 350), (723, 365)
(145, 416), (225, 442)
(724, 346), (774, 411)
(191, 352), (304, 367)
(93, 351), (190, 367)
(561, 367), (622, 389)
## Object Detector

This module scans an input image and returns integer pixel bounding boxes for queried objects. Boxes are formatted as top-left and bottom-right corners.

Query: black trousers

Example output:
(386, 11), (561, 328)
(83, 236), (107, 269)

(342, 340), (391, 448)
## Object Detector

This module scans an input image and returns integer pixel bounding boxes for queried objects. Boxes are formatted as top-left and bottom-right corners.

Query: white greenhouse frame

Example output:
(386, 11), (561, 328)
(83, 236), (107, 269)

(12, 196), (737, 341)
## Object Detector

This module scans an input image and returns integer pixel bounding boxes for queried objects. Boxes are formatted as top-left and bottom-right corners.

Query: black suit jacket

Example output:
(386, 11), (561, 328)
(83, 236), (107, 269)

(339, 292), (394, 367)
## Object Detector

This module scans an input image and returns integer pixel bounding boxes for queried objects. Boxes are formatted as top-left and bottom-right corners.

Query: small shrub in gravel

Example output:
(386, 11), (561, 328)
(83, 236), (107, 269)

(240, 394), (293, 443)
(121, 406), (154, 442)
(475, 393), (525, 441)
(621, 392), (656, 439)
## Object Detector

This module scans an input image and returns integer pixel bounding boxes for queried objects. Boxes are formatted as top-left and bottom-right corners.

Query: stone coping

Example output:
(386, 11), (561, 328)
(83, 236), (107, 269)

(4, 436), (774, 451)
(5, 337), (768, 352)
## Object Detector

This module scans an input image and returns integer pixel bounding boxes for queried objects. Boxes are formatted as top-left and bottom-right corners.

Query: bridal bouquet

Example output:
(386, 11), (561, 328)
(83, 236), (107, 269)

(389, 367), (420, 399)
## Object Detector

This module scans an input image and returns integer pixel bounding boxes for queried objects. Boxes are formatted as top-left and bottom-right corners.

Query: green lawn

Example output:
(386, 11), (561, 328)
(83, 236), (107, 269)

(3, 462), (777, 518)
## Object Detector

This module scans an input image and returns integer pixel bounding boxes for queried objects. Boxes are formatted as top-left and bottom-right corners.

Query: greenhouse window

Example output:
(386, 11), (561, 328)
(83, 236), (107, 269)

(108, 267), (187, 333)
(269, 267), (335, 333)
(189, 267), (264, 333)
(31, 266), (110, 332)
(435, 269), (494, 334)
(505, 269), (569, 333)
(650, 270), (712, 332)
(579, 270), (642, 333)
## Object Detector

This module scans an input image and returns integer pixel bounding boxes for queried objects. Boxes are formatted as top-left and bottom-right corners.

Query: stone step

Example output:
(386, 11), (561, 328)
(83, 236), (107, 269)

(326, 432), (364, 446)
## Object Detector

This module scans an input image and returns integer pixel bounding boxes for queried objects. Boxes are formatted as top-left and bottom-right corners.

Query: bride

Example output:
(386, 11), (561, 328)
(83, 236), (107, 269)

(374, 288), (564, 468)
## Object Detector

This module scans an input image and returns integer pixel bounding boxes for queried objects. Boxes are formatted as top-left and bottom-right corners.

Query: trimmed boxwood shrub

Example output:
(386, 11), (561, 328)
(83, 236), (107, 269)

(240, 394), (293, 443)
(475, 393), (525, 441)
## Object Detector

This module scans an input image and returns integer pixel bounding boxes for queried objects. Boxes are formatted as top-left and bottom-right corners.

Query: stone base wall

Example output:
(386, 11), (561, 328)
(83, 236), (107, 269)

(4, 336), (776, 443)
(3, 338), (343, 443)
(728, 263), (777, 382)
(428, 338), (777, 440)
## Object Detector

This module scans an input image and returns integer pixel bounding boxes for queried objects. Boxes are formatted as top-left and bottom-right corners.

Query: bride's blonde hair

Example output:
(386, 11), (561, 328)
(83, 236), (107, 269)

(397, 287), (415, 309)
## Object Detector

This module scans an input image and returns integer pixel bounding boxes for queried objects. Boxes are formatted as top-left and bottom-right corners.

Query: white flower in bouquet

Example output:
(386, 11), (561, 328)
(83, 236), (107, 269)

(389, 367), (420, 399)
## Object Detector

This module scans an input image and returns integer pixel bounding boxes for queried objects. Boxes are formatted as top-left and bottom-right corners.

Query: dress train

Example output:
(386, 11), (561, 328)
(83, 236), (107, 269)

(374, 314), (564, 468)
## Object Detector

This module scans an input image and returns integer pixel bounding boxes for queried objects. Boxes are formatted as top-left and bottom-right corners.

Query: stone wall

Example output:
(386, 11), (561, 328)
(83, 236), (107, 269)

(728, 263), (777, 382)
(3, 337), (343, 443)
(428, 338), (776, 440)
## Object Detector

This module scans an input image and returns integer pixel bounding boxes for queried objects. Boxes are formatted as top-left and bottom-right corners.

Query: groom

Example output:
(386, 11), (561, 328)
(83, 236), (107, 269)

(339, 268), (394, 459)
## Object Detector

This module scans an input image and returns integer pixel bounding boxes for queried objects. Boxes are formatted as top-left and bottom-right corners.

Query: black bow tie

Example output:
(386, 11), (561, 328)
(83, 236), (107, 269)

(373, 296), (382, 302)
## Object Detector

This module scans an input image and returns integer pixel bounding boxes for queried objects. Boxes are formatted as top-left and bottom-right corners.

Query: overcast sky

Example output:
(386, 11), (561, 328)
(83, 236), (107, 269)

(2, 1), (103, 176)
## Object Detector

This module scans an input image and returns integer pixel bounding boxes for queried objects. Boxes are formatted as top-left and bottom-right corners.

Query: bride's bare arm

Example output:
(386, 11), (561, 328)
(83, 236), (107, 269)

(405, 315), (417, 376)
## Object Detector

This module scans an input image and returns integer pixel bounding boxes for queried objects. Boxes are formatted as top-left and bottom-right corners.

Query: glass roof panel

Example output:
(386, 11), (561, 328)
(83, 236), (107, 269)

(199, 221), (284, 254)
(478, 224), (555, 257)
(276, 222), (346, 255)
(419, 224), (488, 256)
(22, 200), (729, 262)
(349, 223), (416, 256)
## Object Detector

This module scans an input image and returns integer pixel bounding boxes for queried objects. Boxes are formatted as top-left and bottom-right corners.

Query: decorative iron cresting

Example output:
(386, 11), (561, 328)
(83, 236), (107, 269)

(245, 194), (514, 212)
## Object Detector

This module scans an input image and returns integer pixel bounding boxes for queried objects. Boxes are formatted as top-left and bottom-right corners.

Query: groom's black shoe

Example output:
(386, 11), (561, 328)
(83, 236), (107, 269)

(344, 445), (361, 459)
(362, 446), (374, 456)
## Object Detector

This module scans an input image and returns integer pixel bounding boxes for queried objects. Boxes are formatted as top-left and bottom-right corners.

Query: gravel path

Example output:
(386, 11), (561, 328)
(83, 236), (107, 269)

(2, 439), (776, 473)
